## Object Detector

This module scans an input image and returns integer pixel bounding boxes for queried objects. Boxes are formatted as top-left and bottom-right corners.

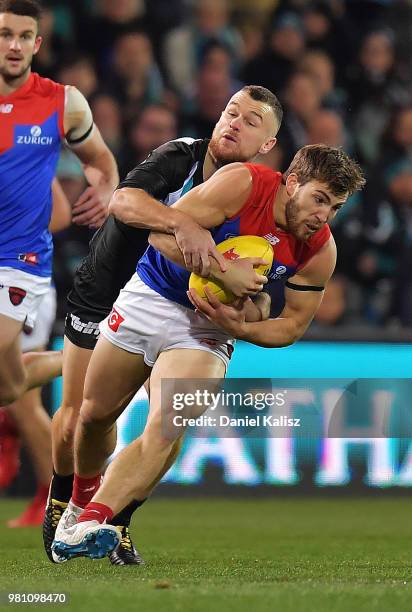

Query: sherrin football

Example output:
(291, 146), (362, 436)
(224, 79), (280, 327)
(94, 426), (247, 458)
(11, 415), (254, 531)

(189, 235), (274, 304)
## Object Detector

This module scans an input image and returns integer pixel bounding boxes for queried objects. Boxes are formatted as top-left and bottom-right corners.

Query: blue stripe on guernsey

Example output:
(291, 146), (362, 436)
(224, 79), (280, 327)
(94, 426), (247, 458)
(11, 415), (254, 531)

(164, 161), (198, 205)
(180, 177), (193, 197)
(137, 217), (243, 309)
(0, 112), (61, 277)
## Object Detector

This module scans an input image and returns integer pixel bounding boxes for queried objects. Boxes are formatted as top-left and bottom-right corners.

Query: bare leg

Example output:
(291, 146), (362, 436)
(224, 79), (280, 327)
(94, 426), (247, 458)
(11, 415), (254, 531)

(0, 314), (62, 404)
(145, 436), (183, 492)
(7, 387), (52, 485)
(93, 349), (225, 514)
(0, 315), (27, 404)
(51, 338), (93, 475)
(22, 350), (62, 393)
(74, 336), (151, 478)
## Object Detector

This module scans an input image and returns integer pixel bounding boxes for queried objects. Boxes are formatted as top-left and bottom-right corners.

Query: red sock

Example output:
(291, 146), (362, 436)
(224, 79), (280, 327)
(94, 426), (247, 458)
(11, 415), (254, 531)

(78, 502), (114, 524)
(72, 474), (101, 508)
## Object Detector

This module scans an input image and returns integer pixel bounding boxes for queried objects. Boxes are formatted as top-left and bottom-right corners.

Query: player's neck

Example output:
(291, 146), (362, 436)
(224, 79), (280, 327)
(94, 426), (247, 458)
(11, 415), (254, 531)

(203, 148), (219, 181)
(273, 183), (289, 230)
(0, 68), (32, 97)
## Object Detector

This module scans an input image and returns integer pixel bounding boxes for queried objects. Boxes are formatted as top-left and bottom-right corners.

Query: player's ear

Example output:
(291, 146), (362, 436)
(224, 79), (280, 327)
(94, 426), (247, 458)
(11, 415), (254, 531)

(259, 137), (277, 155)
(33, 36), (42, 55)
(285, 173), (299, 196)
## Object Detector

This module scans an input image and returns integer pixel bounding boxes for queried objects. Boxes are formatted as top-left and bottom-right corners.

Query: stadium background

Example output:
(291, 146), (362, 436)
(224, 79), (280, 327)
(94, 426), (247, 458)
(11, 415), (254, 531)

(3, 0), (412, 497)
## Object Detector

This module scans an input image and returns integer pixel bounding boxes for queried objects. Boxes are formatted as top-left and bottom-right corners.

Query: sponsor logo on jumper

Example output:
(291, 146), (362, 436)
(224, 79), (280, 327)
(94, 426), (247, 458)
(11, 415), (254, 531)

(269, 263), (293, 280)
(17, 125), (53, 146)
(0, 104), (13, 113)
(263, 233), (280, 246)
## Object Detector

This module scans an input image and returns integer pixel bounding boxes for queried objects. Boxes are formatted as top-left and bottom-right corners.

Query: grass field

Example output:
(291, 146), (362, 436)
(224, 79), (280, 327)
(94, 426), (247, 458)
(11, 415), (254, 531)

(0, 496), (411, 611)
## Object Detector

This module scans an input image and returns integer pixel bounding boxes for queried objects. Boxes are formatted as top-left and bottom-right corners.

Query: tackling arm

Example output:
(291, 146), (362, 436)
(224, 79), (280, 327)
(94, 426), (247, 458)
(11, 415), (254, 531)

(149, 164), (268, 297)
(108, 163), (251, 275)
(113, 162), (251, 231)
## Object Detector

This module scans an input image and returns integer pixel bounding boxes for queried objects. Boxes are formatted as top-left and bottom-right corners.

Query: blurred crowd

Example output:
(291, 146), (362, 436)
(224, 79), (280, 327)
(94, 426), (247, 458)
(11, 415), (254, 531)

(37, 0), (412, 331)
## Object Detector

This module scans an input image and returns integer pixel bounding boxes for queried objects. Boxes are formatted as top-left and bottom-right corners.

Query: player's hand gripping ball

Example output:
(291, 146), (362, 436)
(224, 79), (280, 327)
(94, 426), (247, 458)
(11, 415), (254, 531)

(189, 235), (273, 304)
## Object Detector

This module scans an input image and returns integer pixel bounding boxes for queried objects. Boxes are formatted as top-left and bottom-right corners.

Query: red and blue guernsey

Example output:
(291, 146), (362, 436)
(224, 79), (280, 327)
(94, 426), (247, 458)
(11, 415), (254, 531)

(137, 163), (331, 308)
(0, 73), (65, 277)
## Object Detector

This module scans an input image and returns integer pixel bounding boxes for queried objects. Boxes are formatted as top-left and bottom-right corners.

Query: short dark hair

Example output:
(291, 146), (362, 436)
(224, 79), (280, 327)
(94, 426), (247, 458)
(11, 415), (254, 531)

(0, 0), (41, 23)
(284, 144), (366, 196)
(241, 85), (283, 134)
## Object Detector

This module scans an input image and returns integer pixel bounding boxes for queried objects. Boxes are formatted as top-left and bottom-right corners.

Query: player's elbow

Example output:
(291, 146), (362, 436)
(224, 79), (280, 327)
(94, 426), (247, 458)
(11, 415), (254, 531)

(287, 320), (309, 345)
(283, 335), (298, 348)
(108, 189), (130, 222)
(275, 319), (307, 348)
(109, 187), (148, 226)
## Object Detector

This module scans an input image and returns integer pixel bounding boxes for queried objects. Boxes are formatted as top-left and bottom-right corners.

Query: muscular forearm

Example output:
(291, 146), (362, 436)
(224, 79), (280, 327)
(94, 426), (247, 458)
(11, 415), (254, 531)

(149, 231), (224, 276)
(148, 231), (186, 264)
(110, 190), (189, 233)
(236, 316), (311, 348)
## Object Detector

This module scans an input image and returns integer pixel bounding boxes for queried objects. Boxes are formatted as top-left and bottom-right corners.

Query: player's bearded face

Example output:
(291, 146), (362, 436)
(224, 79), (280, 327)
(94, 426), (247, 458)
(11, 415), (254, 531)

(0, 49), (33, 79)
(285, 192), (323, 241)
(209, 93), (276, 165)
(0, 15), (40, 81)
(285, 180), (347, 240)
(208, 124), (253, 165)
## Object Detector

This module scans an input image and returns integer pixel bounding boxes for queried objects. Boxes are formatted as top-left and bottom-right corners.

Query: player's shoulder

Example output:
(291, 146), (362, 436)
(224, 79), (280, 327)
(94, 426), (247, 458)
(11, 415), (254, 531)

(137, 137), (209, 177)
(243, 162), (283, 186)
(213, 162), (253, 183)
(212, 163), (280, 193)
(151, 137), (208, 161)
(31, 72), (64, 97)
(244, 162), (280, 177)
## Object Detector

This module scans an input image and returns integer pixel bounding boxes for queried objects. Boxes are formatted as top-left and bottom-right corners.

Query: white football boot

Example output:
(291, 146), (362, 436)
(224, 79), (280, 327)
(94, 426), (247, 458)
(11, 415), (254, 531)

(52, 517), (121, 562)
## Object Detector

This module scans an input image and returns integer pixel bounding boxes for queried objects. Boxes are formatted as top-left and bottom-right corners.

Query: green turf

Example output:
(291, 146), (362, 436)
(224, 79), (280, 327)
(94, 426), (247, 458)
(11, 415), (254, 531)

(0, 497), (411, 611)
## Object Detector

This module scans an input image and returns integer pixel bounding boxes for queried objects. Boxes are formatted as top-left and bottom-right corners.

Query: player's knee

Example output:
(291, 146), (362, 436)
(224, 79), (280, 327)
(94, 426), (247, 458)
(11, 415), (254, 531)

(55, 403), (80, 445)
(78, 401), (114, 431)
(60, 419), (76, 446)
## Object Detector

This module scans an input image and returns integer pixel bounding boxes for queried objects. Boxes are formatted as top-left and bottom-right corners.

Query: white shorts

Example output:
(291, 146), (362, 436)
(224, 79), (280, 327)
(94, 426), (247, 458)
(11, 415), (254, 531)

(21, 285), (57, 352)
(0, 267), (51, 331)
(99, 274), (234, 370)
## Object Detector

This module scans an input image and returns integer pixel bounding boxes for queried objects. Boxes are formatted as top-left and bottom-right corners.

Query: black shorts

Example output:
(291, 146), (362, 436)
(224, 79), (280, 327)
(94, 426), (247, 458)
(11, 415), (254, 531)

(64, 217), (149, 350)
(65, 259), (109, 350)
